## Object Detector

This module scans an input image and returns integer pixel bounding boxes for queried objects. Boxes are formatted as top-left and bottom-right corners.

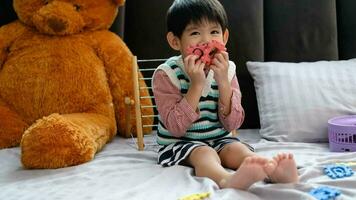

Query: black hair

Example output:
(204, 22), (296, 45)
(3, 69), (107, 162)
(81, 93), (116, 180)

(167, 0), (228, 38)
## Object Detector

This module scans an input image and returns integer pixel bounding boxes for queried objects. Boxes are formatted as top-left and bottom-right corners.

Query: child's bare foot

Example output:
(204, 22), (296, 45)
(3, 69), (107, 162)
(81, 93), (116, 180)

(269, 153), (299, 183)
(220, 156), (276, 190)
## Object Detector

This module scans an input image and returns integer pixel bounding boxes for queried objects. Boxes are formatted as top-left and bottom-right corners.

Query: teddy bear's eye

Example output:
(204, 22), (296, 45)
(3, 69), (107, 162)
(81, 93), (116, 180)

(43, 0), (49, 5)
(74, 4), (81, 11)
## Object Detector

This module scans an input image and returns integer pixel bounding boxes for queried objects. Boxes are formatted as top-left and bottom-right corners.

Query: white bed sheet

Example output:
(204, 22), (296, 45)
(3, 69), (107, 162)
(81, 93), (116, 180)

(1, 129), (356, 200)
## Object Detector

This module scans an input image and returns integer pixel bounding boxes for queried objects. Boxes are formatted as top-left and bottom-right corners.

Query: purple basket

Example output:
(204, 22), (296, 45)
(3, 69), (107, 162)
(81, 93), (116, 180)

(328, 115), (356, 152)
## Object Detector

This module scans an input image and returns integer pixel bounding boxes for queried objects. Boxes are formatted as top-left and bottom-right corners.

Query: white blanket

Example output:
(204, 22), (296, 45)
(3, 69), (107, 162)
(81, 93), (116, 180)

(1, 130), (356, 200)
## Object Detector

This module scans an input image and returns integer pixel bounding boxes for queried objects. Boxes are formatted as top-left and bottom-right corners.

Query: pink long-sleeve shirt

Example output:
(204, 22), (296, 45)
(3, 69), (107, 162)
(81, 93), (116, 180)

(152, 70), (245, 138)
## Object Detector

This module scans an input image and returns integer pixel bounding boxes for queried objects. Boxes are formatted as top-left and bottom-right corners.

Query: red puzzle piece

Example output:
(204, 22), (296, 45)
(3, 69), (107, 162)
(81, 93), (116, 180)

(186, 40), (227, 66)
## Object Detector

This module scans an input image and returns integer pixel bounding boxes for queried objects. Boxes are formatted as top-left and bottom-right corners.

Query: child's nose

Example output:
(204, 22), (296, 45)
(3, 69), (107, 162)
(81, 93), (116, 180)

(200, 34), (211, 44)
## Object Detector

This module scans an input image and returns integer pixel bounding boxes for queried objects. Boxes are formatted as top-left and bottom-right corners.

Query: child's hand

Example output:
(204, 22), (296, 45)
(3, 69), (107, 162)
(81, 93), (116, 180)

(210, 51), (229, 86)
(184, 54), (206, 89)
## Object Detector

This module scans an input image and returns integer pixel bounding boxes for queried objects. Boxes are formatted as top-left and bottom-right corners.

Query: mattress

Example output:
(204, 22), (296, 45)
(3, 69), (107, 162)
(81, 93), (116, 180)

(1, 129), (356, 200)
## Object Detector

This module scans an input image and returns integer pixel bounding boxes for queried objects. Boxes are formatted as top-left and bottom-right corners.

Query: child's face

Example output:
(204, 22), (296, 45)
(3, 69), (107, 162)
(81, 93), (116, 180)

(167, 19), (229, 59)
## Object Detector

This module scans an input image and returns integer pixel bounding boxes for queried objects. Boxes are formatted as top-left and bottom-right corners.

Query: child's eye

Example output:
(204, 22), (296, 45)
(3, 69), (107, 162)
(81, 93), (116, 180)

(190, 32), (200, 36)
(211, 30), (220, 34)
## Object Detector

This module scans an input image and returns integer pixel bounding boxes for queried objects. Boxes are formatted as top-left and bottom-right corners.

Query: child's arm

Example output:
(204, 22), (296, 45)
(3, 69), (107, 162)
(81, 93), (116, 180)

(153, 70), (200, 137)
(210, 52), (244, 131)
(218, 75), (245, 131)
(210, 51), (232, 113)
(183, 55), (206, 111)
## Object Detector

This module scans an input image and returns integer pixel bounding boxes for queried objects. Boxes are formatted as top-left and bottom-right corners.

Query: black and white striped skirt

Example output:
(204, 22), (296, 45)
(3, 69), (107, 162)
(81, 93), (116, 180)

(157, 137), (254, 167)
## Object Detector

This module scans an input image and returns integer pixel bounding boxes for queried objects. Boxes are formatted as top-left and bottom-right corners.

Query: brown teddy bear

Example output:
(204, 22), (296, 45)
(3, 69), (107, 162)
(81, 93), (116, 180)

(0, 0), (153, 169)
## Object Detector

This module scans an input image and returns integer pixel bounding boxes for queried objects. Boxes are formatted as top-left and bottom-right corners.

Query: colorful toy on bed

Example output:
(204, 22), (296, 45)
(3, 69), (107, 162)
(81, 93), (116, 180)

(309, 186), (341, 200)
(178, 192), (211, 200)
(186, 40), (226, 66)
(328, 115), (356, 152)
(324, 164), (354, 179)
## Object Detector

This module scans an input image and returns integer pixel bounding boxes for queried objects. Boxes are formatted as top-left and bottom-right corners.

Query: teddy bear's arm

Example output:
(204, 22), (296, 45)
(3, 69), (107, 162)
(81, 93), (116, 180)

(90, 31), (134, 134)
(0, 21), (26, 69)
(90, 31), (153, 136)
(0, 26), (8, 69)
(91, 31), (133, 97)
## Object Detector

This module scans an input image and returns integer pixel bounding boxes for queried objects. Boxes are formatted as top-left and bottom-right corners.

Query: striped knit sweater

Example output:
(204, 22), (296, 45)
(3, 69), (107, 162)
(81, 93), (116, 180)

(153, 56), (236, 145)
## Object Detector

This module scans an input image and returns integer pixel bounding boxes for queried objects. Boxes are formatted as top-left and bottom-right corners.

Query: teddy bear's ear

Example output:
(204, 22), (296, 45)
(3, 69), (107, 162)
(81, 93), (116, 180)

(113, 0), (125, 6)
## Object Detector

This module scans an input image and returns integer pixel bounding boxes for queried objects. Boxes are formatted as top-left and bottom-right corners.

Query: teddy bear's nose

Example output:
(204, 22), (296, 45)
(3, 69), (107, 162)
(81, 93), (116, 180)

(47, 18), (67, 33)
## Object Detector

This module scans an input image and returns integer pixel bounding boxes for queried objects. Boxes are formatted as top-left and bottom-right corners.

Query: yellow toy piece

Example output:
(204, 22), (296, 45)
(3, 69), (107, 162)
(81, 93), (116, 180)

(178, 192), (211, 200)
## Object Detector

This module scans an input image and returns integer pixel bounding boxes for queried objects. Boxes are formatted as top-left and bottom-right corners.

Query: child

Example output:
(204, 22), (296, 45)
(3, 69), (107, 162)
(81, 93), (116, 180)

(152, 0), (299, 190)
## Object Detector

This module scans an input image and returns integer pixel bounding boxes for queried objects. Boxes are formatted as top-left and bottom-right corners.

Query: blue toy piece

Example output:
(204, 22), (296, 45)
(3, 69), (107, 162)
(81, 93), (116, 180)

(309, 186), (341, 200)
(324, 164), (354, 179)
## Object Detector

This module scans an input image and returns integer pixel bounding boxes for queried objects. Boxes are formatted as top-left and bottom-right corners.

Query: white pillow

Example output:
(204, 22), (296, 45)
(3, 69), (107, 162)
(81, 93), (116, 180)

(247, 59), (356, 142)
